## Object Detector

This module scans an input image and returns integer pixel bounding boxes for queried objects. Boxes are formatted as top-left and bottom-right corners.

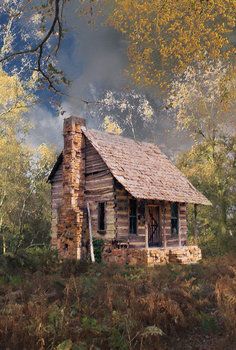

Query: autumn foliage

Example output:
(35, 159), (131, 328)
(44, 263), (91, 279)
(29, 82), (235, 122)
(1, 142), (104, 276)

(109, 0), (236, 87)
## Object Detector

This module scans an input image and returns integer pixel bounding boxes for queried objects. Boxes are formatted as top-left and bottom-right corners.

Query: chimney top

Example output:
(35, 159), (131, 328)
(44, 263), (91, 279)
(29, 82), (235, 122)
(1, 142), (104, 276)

(64, 116), (86, 127)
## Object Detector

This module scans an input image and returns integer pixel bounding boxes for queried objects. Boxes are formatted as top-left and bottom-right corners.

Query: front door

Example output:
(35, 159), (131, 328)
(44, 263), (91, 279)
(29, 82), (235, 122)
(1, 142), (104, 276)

(148, 206), (161, 247)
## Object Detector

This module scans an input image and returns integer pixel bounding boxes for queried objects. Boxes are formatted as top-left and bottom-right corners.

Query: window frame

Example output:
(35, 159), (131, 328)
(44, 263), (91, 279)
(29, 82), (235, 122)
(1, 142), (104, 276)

(97, 201), (106, 233)
(129, 198), (138, 235)
(171, 202), (179, 236)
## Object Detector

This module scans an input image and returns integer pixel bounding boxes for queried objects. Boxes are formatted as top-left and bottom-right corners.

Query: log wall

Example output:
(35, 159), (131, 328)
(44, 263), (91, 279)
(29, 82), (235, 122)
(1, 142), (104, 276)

(50, 162), (63, 247)
(85, 140), (115, 240)
(164, 202), (187, 247)
(114, 181), (146, 247)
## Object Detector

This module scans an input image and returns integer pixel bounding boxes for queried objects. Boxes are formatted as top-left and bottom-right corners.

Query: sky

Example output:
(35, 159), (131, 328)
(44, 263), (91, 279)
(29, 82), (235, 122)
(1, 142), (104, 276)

(25, 1), (192, 157)
(1, 1), (235, 156)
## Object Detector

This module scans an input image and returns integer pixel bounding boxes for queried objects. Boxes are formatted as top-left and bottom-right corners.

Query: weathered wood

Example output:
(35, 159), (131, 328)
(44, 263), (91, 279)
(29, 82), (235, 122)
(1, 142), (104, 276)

(163, 203), (167, 248)
(50, 162), (63, 247)
(145, 204), (149, 248)
(178, 204), (182, 247)
(194, 203), (198, 240)
(85, 139), (116, 240)
(115, 185), (129, 239)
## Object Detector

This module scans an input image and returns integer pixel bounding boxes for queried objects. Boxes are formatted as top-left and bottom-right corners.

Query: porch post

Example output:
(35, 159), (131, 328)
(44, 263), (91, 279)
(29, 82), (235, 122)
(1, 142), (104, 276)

(178, 203), (181, 247)
(145, 203), (149, 249)
(163, 202), (167, 248)
(193, 204), (198, 240)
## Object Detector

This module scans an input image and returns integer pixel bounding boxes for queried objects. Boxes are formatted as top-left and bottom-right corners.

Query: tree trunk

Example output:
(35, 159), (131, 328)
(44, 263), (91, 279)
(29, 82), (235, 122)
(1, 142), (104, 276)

(2, 235), (6, 255)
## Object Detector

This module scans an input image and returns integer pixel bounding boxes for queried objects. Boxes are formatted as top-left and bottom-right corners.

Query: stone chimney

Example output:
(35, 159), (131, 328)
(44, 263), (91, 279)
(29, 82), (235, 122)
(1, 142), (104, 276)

(57, 116), (86, 259)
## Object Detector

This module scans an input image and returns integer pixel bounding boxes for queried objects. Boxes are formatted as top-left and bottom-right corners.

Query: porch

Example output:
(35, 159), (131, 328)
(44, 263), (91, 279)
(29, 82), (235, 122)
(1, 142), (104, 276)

(144, 201), (184, 248)
(126, 199), (188, 249)
(101, 198), (202, 265)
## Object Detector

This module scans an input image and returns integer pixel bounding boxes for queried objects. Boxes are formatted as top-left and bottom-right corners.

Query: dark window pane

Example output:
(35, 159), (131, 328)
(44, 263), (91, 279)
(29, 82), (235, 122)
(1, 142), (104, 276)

(98, 202), (105, 231)
(171, 202), (178, 219)
(171, 202), (179, 236)
(129, 199), (137, 234)
(130, 217), (137, 234)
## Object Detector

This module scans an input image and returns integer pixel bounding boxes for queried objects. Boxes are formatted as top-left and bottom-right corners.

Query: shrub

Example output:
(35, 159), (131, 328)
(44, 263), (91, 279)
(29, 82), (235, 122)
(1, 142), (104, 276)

(0, 250), (235, 349)
(93, 238), (104, 263)
(60, 259), (90, 278)
(24, 246), (59, 272)
(0, 247), (59, 274)
(189, 232), (236, 258)
(216, 271), (236, 337)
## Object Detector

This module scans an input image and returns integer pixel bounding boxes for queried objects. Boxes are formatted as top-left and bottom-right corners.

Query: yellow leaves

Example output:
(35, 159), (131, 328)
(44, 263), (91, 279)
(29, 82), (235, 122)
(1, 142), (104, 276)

(37, 144), (56, 168)
(108, 0), (236, 87)
(0, 69), (27, 115)
(0, 69), (33, 137)
(103, 116), (122, 135)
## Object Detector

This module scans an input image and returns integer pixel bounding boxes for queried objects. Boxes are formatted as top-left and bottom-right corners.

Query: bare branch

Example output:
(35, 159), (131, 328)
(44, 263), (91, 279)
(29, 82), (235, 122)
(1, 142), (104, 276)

(0, 0), (63, 92)
(0, 0), (61, 63)
(36, 45), (60, 93)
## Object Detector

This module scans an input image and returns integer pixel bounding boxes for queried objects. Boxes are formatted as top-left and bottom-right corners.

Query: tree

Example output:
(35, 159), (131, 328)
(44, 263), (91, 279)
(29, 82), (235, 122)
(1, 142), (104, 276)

(108, 0), (236, 87)
(15, 144), (56, 251)
(2, 0), (235, 95)
(0, 68), (34, 135)
(166, 61), (236, 143)
(177, 137), (236, 236)
(0, 0), (99, 94)
(0, 0), (67, 93)
(168, 62), (236, 236)
(0, 136), (30, 253)
(0, 70), (56, 254)
(87, 90), (155, 139)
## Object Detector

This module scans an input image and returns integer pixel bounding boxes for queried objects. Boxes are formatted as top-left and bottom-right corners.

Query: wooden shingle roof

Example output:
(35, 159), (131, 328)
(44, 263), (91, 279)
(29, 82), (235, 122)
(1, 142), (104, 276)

(82, 128), (211, 205)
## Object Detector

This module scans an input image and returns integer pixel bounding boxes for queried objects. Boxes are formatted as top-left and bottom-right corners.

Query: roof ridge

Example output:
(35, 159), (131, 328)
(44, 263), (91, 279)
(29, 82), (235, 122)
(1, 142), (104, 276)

(82, 126), (163, 151)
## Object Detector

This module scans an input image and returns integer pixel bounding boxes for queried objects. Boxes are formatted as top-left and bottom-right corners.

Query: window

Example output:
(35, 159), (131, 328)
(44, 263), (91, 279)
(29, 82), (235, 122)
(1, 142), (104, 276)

(98, 202), (106, 232)
(171, 202), (179, 236)
(129, 199), (137, 234)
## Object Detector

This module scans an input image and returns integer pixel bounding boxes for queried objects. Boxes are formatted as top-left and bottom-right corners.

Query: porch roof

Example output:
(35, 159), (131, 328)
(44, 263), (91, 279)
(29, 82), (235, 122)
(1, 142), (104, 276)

(82, 128), (211, 205)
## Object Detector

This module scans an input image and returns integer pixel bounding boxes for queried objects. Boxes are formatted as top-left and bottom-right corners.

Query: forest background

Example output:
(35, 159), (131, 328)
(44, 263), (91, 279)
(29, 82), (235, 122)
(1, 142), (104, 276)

(0, 1), (235, 349)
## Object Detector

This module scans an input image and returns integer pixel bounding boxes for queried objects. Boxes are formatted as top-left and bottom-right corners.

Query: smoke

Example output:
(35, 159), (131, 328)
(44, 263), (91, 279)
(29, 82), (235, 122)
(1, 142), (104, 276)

(26, 0), (190, 155)
(59, 3), (130, 126)
(27, 1), (130, 149)
(26, 106), (64, 149)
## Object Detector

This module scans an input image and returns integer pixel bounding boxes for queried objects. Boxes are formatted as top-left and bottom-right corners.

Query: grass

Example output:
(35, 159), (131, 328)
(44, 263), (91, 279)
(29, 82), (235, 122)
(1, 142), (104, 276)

(0, 250), (235, 350)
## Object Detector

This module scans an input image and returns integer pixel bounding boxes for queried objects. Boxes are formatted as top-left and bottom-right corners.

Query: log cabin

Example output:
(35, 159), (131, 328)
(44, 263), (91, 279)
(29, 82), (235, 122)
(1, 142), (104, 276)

(48, 116), (211, 265)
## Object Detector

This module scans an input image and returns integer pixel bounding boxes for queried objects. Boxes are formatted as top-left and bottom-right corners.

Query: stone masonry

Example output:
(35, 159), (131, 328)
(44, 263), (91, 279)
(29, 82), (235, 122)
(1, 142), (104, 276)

(57, 117), (86, 259)
(102, 245), (202, 266)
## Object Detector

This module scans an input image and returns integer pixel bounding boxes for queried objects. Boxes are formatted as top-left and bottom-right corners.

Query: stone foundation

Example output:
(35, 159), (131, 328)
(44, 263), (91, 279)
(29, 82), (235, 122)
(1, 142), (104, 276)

(102, 245), (202, 266)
